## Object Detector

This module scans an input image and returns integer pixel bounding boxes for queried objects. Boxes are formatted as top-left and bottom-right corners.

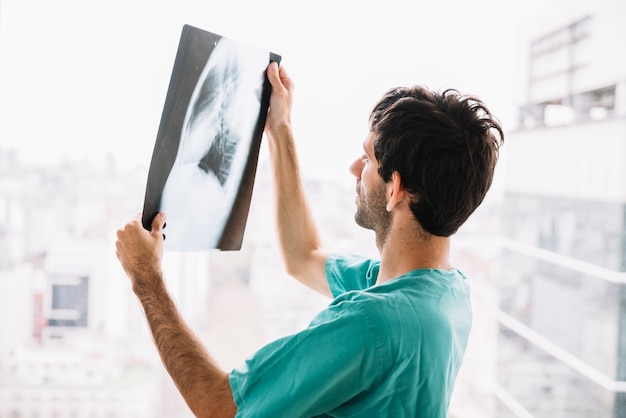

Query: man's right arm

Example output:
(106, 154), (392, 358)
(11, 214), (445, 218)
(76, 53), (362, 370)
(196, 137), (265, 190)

(264, 62), (332, 297)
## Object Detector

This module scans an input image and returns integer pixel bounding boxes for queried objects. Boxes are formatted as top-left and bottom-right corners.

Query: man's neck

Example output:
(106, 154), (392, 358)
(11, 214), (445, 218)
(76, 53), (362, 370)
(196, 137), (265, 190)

(375, 225), (452, 285)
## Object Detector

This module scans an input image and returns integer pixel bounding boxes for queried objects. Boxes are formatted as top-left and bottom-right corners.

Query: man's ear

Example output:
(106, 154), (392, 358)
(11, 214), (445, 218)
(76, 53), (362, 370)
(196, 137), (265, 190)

(386, 171), (405, 212)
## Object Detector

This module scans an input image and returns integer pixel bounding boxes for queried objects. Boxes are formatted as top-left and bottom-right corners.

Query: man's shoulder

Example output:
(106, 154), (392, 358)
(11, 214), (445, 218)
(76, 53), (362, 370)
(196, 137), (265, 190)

(326, 254), (380, 296)
(327, 283), (421, 329)
(326, 253), (381, 274)
(334, 271), (470, 327)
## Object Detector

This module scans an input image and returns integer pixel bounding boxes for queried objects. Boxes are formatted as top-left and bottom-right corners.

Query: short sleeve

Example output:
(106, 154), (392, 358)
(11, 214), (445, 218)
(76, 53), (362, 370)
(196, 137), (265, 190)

(229, 297), (383, 418)
(325, 254), (380, 297)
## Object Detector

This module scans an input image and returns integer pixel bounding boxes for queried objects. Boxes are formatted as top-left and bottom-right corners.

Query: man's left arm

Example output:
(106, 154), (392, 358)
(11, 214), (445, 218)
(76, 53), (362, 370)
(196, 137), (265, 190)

(116, 213), (236, 418)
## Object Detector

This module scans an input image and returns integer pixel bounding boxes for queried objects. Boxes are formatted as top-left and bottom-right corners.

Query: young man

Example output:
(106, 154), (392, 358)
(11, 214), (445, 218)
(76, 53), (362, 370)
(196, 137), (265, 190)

(115, 62), (503, 417)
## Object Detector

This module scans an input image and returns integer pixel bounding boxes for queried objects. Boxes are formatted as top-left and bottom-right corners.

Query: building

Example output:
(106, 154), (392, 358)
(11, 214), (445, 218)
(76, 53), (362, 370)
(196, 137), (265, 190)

(494, 0), (626, 416)
(0, 155), (198, 418)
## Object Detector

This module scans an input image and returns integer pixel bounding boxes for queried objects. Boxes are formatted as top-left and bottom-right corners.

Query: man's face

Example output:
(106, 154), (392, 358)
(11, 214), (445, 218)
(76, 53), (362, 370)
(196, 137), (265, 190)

(349, 132), (392, 239)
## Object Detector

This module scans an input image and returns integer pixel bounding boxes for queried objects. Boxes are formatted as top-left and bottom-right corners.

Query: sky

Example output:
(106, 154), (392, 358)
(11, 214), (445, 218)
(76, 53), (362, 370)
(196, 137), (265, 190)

(0, 0), (551, 181)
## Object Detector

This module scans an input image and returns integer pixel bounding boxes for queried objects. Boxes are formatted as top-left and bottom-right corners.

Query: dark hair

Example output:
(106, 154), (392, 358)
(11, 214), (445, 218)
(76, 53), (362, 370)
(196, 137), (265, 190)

(370, 86), (504, 237)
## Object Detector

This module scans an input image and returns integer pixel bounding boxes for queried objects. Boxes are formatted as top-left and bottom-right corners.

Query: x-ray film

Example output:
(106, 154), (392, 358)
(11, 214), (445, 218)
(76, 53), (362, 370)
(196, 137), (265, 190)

(142, 25), (281, 250)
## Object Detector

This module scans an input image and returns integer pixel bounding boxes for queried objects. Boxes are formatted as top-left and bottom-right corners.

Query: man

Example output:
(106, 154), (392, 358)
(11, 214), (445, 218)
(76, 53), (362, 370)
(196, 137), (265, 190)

(116, 61), (504, 417)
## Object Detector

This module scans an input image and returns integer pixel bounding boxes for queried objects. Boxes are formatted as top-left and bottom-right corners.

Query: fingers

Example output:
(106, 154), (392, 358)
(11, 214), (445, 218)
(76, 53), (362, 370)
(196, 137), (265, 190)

(267, 62), (293, 93)
(116, 213), (165, 251)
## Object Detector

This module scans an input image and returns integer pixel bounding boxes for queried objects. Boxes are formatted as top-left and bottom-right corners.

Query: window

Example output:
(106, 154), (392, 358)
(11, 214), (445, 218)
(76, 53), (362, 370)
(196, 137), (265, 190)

(49, 276), (89, 329)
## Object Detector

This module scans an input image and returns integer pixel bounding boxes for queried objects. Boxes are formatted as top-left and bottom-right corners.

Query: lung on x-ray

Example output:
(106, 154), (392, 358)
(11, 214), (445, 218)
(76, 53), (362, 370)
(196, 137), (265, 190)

(141, 25), (281, 251)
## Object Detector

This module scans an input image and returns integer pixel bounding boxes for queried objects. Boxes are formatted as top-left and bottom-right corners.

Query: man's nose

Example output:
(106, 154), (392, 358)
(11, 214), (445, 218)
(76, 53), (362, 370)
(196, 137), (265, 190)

(349, 159), (363, 178)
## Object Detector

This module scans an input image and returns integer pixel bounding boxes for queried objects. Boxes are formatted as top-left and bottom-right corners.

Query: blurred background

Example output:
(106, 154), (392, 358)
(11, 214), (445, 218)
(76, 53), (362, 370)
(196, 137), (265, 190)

(1, 0), (625, 416)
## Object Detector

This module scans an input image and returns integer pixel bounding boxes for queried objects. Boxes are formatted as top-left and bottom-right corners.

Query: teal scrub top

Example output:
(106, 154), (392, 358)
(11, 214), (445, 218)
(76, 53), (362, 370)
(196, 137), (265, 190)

(229, 254), (472, 417)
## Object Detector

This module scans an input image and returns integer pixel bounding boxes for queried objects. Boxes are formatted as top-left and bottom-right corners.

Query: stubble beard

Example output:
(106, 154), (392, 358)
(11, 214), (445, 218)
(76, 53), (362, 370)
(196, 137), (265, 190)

(354, 181), (392, 248)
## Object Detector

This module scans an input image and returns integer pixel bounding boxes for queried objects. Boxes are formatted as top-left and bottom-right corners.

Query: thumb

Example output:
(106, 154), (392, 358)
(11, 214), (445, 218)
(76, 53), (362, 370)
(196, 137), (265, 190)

(267, 61), (281, 88)
(151, 212), (166, 237)
(277, 64), (292, 90)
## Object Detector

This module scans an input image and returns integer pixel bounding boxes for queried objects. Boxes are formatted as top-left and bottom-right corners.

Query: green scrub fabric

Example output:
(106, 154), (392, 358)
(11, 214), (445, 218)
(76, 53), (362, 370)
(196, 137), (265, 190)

(229, 254), (472, 417)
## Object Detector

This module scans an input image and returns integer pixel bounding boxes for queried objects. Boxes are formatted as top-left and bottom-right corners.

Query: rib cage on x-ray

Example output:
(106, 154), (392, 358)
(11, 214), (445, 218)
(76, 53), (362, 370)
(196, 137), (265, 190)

(190, 56), (242, 187)
(198, 124), (237, 187)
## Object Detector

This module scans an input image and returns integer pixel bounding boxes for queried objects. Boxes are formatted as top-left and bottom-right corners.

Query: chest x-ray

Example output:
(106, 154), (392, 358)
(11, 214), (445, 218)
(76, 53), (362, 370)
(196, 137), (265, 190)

(142, 25), (279, 250)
